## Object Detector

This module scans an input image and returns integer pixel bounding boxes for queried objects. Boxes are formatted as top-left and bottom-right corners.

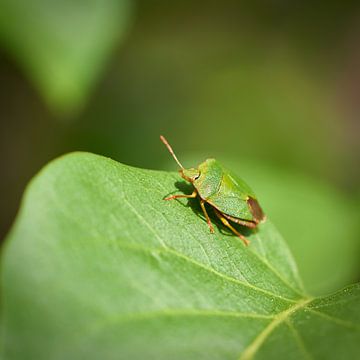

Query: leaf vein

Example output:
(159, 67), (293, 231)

(305, 308), (360, 330)
(115, 240), (298, 304)
(238, 297), (312, 360)
(158, 177), (304, 297)
(286, 319), (313, 359)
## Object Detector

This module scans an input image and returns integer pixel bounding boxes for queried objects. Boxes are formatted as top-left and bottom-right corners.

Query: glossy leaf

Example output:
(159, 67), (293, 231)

(1, 153), (359, 359)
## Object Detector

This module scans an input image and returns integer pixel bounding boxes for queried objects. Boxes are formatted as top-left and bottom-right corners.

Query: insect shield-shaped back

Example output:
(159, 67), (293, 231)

(192, 160), (265, 225)
(160, 135), (266, 246)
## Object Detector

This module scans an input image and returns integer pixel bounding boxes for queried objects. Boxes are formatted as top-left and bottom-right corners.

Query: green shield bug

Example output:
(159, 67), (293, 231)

(160, 135), (266, 246)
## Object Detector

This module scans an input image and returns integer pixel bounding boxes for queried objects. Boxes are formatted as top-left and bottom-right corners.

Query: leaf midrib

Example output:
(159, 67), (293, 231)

(239, 297), (313, 360)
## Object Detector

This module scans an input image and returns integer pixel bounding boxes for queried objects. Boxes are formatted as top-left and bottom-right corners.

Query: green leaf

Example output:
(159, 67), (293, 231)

(1, 153), (359, 359)
(0, 0), (132, 114)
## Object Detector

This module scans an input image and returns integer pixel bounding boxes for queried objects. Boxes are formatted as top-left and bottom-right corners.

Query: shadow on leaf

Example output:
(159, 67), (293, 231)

(170, 180), (255, 240)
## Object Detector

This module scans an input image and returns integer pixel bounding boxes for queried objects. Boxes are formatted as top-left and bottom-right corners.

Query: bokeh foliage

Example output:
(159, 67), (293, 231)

(0, 0), (132, 112)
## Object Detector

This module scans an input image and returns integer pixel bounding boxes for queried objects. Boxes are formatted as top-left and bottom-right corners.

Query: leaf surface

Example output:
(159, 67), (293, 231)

(1, 153), (359, 359)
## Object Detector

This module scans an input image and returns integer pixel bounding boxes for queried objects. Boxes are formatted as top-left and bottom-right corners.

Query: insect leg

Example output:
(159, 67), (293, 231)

(164, 190), (197, 201)
(222, 213), (257, 228)
(200, 200), (214, 233)
(214, 209), (250, 246)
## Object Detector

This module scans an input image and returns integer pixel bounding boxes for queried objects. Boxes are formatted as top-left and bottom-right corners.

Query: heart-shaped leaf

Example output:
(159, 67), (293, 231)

(1, 153), (359, 359)
(0, 0), (132, 113)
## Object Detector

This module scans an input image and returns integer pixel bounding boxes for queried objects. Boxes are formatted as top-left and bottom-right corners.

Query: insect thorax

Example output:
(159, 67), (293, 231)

(193, 159), (223, 199)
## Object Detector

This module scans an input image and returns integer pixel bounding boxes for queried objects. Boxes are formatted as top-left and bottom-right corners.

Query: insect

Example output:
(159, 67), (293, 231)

(160, 135), (266, 246)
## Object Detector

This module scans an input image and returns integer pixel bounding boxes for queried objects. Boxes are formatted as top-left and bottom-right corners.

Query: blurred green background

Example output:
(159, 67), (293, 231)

(0, 0), (359, 295)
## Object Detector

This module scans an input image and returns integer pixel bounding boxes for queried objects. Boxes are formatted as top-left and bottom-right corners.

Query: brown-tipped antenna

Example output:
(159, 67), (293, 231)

(160, 135), (184, 169)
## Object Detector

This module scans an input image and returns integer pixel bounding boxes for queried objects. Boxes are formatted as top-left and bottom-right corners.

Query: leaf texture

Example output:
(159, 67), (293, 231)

(1, 153), (359, 359)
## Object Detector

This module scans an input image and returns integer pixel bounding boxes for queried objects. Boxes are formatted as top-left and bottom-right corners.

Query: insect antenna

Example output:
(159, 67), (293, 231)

(160, 135), (184, 169)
